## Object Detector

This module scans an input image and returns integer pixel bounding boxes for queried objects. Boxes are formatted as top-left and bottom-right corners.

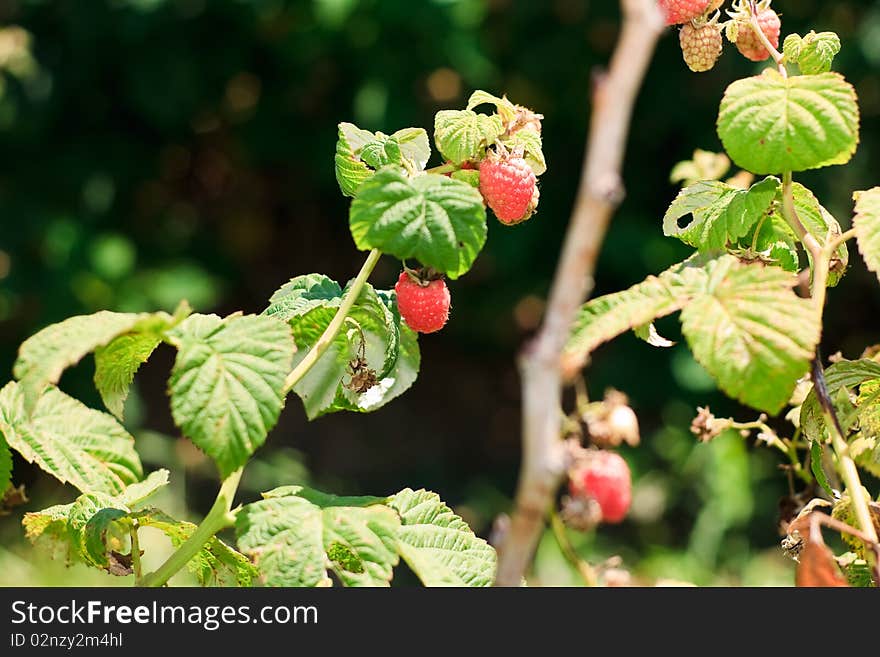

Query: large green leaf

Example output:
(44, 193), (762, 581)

(565, 254), (713, 359)
(663, 177), (779, 250)
(265, 275), (415, 419)
(166, 313), (294, 477)
(13, 311), (157, 412)
(349, 166), (487, 279)
(853, 188), (880, 284)
(718, 70), (859, 174)
(433, 109), (503, 164)
(0, 382), (142, 495)
(799, 359), (880, 442)
(236, 486), (399, 587)
(681, 258), (821, 413)
(93, 308), (190, 421)
(388, 488), (496, 587)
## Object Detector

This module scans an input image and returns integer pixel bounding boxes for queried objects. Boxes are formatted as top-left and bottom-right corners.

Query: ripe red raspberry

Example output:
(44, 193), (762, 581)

(478, 151), (538, 225)
(394, 271), (450, 334)
(679, 22), (723, 72)
(658, 0), (711, 26)
(734, 9), (781, 62)
(568, 452), (632, 524)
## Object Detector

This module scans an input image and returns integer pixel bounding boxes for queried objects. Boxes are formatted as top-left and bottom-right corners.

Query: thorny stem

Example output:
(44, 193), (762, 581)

(780, 171), (879, 553)
(282, 248), (382, 394)
(549, 509), (597, 586)
(138, 468), (243, 587)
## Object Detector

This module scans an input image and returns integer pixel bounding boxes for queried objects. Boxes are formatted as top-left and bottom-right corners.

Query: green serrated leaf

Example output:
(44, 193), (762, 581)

(236, 487), (400, 587)
(796, 31), (841, 75)
(853, 187), (880, 285)
(663, 177), (779, 250)
(359, 133), (402, 170)
(783, 34), (803, 64)
(349, 165), (487, 279)
(800, 359), (880, 442)
(266, 277), (413, 419)
(118, 469), (169, 508)
(434, 109), (503, 165)
(680, 258), (820, 414)
(136, 509), (257, 586)
(392, 127), (431, 171)
(94, 312), (182, 420)
(13, 311), (155, 412)
(717, 70), (859, 174)
(0, 382), (142, 495)
(388, 488), (496, 587)
(167, 313), (294, 477)
(502, 128), (546, 175)
(565, 254), (713, 359)
(466, 90), (516, 123)
(335, 122), (376, 197)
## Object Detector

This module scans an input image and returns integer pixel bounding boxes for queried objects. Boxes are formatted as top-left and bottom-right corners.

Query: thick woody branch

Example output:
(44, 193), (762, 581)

(495, 0), (664, 586)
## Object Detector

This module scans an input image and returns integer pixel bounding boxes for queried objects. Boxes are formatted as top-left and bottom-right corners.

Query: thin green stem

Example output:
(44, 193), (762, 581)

(549, 509), (597, 587)
(825, 227), (857, 256)
(138, 468), (243, 587)
(782, 169), (879, 549)
(425, 162), (456, 175)
(282, 248), (382, 394)
(129, 522), (142, 580)
(829, 428), (879, 544)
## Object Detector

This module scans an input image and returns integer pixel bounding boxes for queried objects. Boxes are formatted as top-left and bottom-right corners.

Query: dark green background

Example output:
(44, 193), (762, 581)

(1, 0), (878, 585)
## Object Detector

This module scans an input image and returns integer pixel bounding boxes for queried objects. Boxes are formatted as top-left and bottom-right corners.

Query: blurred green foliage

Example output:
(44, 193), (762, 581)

(1, 0), (880, 586)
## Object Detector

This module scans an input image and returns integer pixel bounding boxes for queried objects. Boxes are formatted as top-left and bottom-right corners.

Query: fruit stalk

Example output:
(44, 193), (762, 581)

(282, 248), (382, 394)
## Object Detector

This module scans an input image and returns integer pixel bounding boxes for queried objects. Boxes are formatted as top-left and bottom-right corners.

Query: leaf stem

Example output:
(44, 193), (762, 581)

(549, 509), (597, 586)
(783, 168), (880, 552)
(282, 248), (382, 394)
(129, 522), (142, 580)
(138, 468), (243, 587)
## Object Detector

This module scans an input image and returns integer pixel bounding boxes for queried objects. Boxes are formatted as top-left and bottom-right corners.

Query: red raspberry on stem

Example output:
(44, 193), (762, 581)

(394, 270), (450, 334)
(735, 8), (781, 62)
(478, 149), (538, 225)
(658, 0), (712, 26)
(568, 451), (632, 524)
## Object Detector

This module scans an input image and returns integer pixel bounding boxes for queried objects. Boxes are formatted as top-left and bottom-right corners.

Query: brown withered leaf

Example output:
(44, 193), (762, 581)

(796, 540), (849, 587)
